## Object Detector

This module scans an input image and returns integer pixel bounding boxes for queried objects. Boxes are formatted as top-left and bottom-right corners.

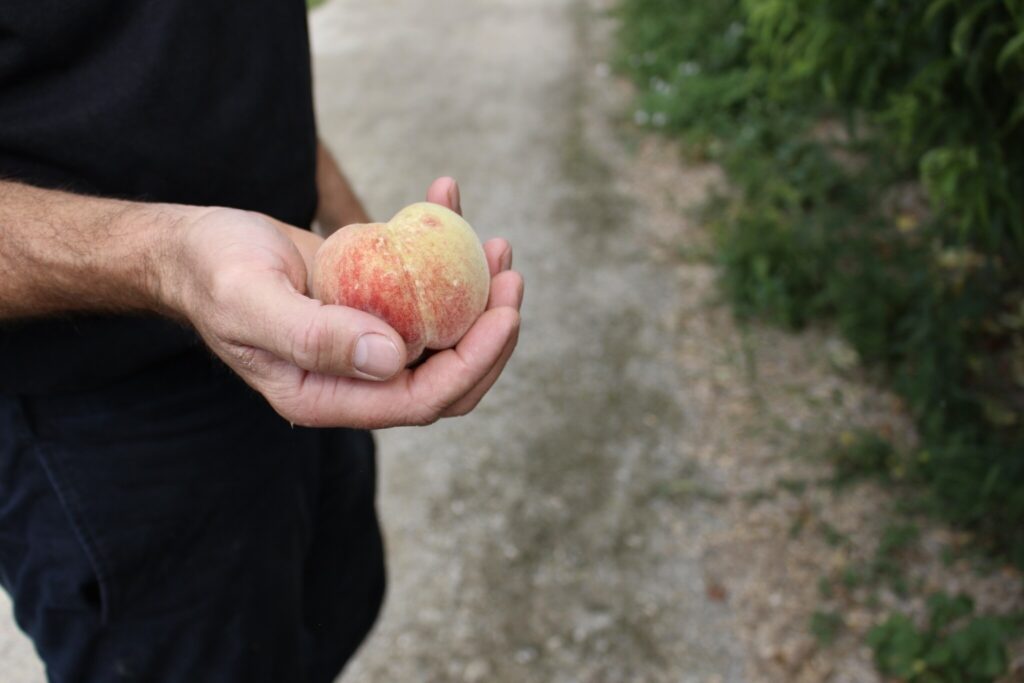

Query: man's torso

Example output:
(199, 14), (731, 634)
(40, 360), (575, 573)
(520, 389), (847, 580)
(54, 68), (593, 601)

(0, 0), (319, 393)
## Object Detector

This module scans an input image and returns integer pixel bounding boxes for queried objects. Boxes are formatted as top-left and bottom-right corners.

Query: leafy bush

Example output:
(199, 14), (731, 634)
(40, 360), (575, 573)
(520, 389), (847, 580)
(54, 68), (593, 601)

(868, 594), (1021, 682)
(615, 0), (1024, 565)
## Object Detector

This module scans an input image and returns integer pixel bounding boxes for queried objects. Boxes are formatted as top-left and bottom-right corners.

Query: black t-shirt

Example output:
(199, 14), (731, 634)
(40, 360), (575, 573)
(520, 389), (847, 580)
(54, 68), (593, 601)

(0, 0), (318, 394)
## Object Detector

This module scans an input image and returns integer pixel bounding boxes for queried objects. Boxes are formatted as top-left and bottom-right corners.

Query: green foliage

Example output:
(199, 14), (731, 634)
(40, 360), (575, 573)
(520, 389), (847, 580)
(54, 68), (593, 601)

(867, 594), (1020, 682)
(829, 430), (898, 484)
(616, 0), (1024, 565)
(872, 522), (921, 594)
(809, 609), (844, 646)
(819, 518), (920, 597)
(879, 522), (921, 558)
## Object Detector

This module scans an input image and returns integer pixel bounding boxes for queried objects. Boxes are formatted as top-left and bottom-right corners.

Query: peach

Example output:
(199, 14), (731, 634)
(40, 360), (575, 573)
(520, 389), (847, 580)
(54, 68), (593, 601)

(311, 202), (491, 361)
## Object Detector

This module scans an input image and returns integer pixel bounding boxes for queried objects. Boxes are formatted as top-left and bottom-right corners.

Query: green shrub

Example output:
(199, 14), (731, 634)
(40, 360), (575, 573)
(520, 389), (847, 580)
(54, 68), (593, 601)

(868, 594), (1021, 682)
(615, 0), (1024, 565)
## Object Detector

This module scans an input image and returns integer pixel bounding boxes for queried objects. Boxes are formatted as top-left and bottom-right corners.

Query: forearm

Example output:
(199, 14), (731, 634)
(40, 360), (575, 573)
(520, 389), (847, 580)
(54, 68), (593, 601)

(0, 180), (189, 319)
(0, 174), (522, 428)
(314, 140), (370, 234)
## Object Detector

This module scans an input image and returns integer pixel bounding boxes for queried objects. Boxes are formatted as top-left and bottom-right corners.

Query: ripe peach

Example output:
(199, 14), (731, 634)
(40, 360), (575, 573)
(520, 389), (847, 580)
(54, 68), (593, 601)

(311, 202), (491, 361)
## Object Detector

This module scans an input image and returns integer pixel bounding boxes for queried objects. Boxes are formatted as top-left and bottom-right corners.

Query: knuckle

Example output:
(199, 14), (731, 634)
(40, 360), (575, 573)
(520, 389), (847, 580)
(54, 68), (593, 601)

(290, 310), (335, 372)
(269, 395), (324, 429)
(225, 343), (261, 373)
(409, 401), (443, 427)
(447, 399), (476, 418)
(410, 412), (438, 428)
(187, 270), (252, 344)
(280, 408), (318, 428)
(290, 412), (324, 429)
(208, 264), (238, 301)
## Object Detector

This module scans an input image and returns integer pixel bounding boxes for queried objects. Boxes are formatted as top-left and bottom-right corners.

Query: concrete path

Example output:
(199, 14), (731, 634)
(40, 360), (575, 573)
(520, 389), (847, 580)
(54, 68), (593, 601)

(0, 589), (42, 682)
(0, 1), (747, 681)
(314, 1), (746, 681)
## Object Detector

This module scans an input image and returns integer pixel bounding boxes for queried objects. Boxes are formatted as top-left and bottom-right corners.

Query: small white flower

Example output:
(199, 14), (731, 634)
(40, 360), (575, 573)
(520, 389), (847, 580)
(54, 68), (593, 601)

(678, 61), (701, 77)
(649, 77), (672, 95)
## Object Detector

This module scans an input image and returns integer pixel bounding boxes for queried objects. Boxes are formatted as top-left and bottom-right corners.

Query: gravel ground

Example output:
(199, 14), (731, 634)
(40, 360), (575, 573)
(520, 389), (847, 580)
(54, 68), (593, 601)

(2, 1), (1021, 682)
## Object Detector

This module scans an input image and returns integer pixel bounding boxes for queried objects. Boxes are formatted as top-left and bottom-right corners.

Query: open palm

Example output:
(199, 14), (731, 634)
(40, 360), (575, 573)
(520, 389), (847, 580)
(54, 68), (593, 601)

(173, 179), (523, 428)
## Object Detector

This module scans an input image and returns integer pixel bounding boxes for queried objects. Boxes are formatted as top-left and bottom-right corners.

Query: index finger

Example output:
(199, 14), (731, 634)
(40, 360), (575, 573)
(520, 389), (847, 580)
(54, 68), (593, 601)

(426, 176), (461, 214)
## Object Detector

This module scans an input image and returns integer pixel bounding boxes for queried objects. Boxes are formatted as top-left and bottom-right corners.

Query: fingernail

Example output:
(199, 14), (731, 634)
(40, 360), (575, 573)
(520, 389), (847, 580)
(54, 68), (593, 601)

(447, 180), (462, 214)
(353, 334), (401, 379)
(500, 247), (513, 272)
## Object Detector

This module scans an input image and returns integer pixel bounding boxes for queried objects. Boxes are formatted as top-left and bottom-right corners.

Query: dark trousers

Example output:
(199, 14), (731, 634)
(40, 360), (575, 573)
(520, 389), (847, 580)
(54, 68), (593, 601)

(0, 350), (386, 683)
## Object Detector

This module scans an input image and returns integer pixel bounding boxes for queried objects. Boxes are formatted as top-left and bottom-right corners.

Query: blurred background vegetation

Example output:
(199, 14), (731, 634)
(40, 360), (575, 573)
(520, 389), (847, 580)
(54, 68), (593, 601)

(616, 0), (1022, 559)
(615, 1), (1023, 678)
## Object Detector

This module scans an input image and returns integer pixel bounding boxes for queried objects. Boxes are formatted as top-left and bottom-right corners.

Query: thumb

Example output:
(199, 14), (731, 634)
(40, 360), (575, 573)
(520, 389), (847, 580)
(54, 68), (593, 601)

(235, 273), (408, 380)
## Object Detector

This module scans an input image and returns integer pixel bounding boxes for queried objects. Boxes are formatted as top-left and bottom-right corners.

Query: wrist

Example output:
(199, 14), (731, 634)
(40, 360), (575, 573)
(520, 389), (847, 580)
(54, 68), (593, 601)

(117, 202), (209, 319)
(315, 140), (370, 232)
(0, 181), (217, 320)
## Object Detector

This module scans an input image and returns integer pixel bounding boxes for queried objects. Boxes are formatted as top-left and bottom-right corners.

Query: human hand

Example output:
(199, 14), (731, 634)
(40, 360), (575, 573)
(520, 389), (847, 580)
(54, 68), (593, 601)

(162, 177), (523, 428)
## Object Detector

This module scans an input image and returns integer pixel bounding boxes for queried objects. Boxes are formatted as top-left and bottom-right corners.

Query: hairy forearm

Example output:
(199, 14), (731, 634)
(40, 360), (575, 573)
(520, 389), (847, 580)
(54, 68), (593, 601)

(0, 174), (521, 427)
(315, 140), (370, 235)
(0, 180), (188, 319)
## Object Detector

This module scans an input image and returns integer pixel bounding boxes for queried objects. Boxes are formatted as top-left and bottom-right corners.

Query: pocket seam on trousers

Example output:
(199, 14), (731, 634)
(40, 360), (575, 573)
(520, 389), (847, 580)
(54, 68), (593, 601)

(30, 441), (115, 623)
